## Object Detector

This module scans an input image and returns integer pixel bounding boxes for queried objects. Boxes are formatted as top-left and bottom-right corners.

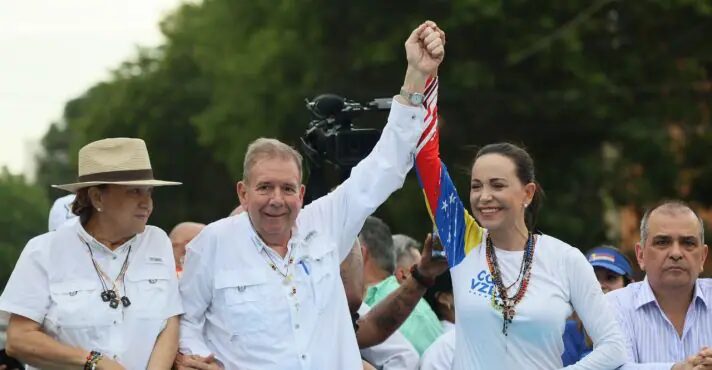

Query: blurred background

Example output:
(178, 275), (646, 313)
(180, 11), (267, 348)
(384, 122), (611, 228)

(1, 0), (711, 298)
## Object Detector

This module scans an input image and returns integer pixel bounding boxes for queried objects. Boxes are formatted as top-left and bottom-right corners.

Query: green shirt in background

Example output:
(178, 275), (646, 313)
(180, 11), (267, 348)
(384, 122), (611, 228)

(364, 275), (443, 354)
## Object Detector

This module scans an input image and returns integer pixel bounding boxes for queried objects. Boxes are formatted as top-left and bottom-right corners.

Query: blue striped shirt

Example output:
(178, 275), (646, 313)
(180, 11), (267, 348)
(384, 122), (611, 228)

(607, 278), (712, 370)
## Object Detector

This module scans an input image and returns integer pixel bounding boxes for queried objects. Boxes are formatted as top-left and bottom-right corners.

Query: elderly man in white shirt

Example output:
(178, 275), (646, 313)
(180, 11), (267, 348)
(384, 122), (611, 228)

(176, 21), (446, 370)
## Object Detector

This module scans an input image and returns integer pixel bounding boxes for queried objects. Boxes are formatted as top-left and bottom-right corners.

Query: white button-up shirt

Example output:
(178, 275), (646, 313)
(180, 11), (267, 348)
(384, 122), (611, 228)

(178, 99), (427, 370)
(419, 321), (455, 370)
(0, 221), (183, 370)
(608, 278), (712, 370)
(358, 303), (419, 370)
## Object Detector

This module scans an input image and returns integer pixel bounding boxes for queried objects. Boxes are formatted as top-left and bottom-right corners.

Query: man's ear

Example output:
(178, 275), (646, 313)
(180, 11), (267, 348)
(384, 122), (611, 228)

(436, 292), (454, 310)
(237, 181), (248, 207)
(634, 242), (645, 272)
(395, 267), (407, 284)
(700, 244), (708, 272)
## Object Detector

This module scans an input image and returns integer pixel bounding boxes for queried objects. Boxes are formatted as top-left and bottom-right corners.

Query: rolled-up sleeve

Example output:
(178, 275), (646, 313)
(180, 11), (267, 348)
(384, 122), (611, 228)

(0, 236), (51, 324)
(178, 230), (215, 357)
(302, 99), (428, 261)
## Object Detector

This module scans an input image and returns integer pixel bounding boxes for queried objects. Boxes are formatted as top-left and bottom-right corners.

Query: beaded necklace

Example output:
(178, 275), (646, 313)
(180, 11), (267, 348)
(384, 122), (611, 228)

(486, 232), (535, 335)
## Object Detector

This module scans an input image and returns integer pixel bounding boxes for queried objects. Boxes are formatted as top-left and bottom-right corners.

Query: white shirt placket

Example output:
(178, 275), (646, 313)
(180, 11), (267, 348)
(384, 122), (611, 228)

(86, 241), (132, 361)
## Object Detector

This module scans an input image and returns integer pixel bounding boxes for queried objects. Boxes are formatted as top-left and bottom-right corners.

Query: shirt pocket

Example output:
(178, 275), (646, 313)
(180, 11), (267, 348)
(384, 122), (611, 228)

(125, 265), (172, 319)
(49, 280), (101, 328)
(214, 269), (275, 335)
(307, 249), (337, 312)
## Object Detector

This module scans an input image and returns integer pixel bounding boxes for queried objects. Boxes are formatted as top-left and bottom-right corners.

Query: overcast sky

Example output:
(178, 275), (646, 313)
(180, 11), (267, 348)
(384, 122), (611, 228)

(0, 0), (187, 179)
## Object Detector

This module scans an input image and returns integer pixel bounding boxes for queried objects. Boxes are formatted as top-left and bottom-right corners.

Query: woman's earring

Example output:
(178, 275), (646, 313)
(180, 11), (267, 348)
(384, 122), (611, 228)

(523, 203), (529, 208)
(96, 207), (102, 212)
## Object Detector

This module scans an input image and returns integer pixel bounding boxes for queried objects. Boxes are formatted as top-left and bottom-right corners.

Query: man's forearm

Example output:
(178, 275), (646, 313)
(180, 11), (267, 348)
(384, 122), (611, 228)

(356, 276), (426, 347)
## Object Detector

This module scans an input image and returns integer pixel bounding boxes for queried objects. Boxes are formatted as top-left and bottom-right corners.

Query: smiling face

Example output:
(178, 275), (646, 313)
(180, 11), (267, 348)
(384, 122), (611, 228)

(237, 156), (305, 247)
(635, 206), (708, 293)
(469, 153), (535, 234)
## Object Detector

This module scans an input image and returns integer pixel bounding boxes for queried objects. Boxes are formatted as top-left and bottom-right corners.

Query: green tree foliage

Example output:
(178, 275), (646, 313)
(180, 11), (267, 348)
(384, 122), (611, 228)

(0, 169), (49, 289)
(34, 0), (712, 249)
(35, 48), (237, 230)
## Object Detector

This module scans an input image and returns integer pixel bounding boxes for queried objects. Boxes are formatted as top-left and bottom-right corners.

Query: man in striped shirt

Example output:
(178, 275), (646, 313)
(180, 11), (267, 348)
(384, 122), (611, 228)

(608, 200), (712, 370)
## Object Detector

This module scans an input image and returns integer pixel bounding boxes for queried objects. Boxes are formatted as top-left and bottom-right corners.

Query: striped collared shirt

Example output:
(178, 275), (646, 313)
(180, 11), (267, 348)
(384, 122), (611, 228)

(607, 277), (712, 370)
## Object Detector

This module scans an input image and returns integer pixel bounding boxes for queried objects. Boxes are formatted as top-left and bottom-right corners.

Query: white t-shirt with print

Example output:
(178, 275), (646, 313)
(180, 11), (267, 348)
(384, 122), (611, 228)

(451, 233), (624, 370)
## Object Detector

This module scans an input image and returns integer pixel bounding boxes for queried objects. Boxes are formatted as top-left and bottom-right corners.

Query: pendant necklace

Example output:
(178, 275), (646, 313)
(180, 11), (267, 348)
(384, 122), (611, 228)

(80, 234), (132, 309)
(260, 243), (298, 297)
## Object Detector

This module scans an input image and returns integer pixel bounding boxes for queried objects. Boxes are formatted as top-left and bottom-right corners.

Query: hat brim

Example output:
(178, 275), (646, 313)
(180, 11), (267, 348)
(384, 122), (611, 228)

(590, 260), (629, 278)
(52, 179), (182, 193)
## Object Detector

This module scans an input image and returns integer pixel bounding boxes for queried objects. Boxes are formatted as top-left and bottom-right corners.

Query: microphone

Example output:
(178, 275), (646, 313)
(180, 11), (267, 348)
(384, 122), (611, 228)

(310, 94), (345, 119)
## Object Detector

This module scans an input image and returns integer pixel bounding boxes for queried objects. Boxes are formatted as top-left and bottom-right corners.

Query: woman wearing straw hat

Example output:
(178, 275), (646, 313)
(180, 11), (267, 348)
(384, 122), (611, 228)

(0, 138), (183, 370)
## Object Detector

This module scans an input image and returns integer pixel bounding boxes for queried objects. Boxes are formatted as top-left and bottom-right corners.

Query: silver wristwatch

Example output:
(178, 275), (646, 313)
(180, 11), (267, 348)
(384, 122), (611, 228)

(399, 87), (425, 106)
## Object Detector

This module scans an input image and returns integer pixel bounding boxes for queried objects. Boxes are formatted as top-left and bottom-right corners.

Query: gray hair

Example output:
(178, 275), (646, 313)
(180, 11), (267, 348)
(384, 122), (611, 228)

(393, 234), (421, 268)
(359, 216), (395, 274)
(243, 138), (303, 183)
(639, 200), (705, 245)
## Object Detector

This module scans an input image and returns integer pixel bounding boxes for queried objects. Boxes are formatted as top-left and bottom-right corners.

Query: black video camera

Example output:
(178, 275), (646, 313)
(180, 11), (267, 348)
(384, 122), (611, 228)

(300, 94), (391, 202)
(301, 94), (391, 168)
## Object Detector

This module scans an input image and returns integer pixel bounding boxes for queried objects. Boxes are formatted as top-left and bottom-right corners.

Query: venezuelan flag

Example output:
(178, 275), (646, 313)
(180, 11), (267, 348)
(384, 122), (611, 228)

(415, 77), (484, 269)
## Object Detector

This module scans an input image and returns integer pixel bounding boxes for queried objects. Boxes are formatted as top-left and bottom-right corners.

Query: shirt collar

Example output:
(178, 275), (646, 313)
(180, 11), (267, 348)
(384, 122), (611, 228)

(365, 276), (397, 303)
(634, 275), (708, 311)
(441, 320), (456, 333)
(243, 212), (312, 256)
(74, 221), (137, 254)
(693, 279), (709, 310)
(633, 277), (657, 310)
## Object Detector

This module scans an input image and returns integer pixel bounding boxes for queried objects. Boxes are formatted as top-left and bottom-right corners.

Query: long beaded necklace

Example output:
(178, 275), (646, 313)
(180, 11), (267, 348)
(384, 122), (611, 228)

(486, 232), (535, 335)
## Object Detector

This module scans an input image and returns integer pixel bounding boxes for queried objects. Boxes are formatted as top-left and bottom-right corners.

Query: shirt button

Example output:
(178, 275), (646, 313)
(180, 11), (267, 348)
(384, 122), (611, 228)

(112, 256), (118, 260)
(301, 354), (306, 360)
(113, 321), (117, 325)
(294, 324), (300, 329)
(411, 115), (416, 120)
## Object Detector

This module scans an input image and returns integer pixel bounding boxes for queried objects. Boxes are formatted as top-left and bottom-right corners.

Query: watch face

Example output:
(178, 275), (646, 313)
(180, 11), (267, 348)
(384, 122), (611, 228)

(411, 93), (424, 105)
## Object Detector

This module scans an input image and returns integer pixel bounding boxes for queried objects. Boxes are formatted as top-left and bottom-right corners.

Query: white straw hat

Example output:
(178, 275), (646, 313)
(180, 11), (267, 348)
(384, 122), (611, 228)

(53, 137), (181, 192)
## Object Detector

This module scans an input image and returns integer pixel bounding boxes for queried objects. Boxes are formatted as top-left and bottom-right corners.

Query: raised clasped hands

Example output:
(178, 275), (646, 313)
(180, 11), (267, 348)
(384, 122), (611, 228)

(404, 20), (446, 82)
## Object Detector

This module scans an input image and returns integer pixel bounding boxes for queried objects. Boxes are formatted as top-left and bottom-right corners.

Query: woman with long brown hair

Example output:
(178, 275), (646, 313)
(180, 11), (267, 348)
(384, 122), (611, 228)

(413, 54), (626, 368)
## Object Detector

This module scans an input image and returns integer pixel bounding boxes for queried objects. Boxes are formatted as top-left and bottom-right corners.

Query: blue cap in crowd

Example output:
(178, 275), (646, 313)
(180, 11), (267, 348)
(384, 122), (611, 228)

(586, 246), (634, 279)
